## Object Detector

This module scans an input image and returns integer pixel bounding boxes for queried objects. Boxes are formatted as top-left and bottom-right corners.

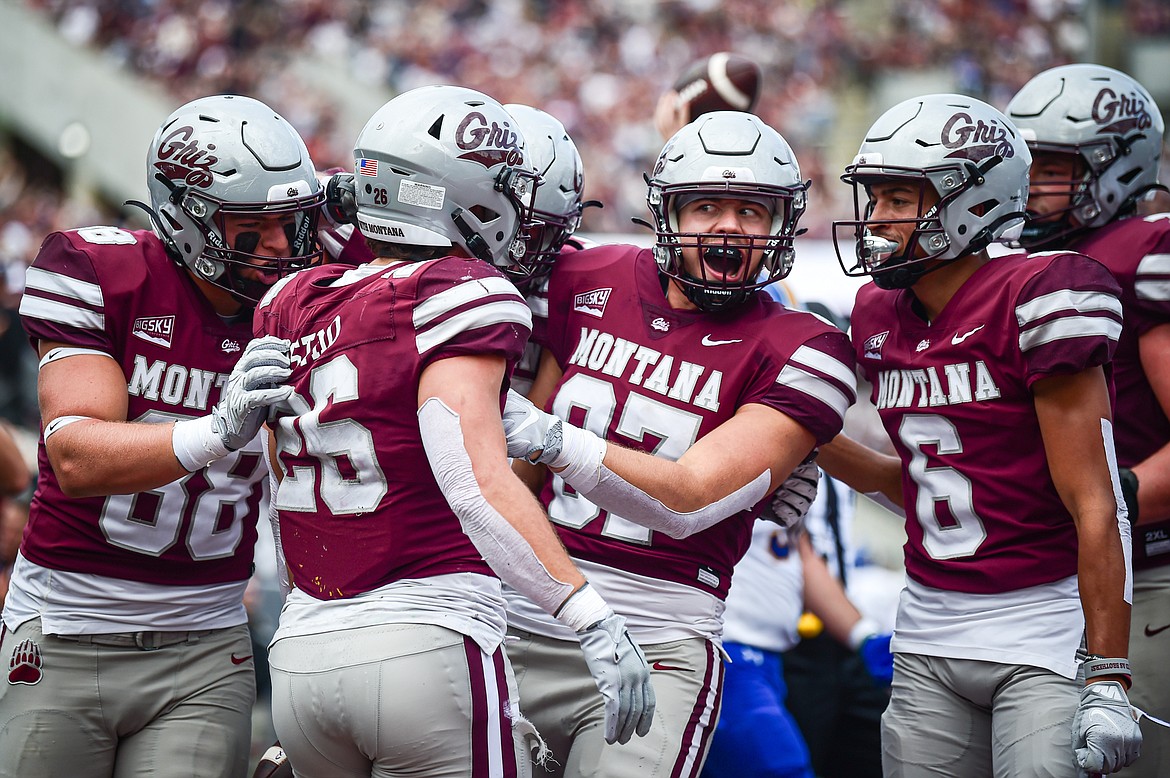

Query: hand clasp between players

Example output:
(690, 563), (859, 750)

(577, 611), (656, 745)
(212, 335), (294, 450)
(503, 388), (564, 465)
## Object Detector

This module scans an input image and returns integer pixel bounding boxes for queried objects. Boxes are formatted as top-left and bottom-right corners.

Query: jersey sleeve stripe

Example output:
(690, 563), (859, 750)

(1134, 254), (1170, 301)
(790, 345), (857, 390)
(1014, 288), (1121, 325)
(24, 267), (105, 306)
(413, 276), (523, 328)
(1136, 278), (1170, 302)
(18, 294), (106, 331)
(1018, 315), (1123, 352)
(415, 299), (533, 354)
(776, 365), (853, 420)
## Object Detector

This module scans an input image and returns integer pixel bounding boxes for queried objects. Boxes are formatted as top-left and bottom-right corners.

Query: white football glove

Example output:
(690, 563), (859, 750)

(502, 389), (563, 464)
(1072, 681), (1142, 774)
(577, 612), (656, 745)
(211, 336), (293, 451)
(763, 455), (820, 528)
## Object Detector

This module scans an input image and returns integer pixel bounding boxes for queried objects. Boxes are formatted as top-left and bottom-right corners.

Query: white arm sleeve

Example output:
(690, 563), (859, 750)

(261, 432), (291, 602)
(553, 423), (772, 540)
(418, 397), (577, 616)
(573, 465), (771, 540)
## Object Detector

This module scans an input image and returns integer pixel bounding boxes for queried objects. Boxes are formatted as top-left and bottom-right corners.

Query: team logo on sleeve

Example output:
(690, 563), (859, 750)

(862, 330), (888, 360)
(573, 288), (612, 319)
(132, 315), (175, 348)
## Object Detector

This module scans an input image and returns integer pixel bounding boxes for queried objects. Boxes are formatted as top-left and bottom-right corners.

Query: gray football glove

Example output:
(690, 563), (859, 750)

(211, 336), (293, 451)
(763, 454), (820, 528)
(1072, 681), (1142, 774)
(502, 389), (563, 464)
(577, 612), (656, 745)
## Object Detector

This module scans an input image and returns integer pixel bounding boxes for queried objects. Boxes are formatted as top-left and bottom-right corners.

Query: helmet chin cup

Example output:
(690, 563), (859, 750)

(195, 256), (217, 279)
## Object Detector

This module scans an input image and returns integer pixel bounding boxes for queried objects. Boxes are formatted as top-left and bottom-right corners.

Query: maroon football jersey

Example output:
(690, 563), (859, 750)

(1069, 214), (1170, 468)
(851, 251), (1122, 594)
(17, 227), (264, 585)
(254, 256), (531, 599)
(539, 245), (855, 599)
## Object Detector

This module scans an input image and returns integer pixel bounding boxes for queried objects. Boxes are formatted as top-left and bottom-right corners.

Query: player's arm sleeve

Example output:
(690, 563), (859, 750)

(419, 395), (582, 616)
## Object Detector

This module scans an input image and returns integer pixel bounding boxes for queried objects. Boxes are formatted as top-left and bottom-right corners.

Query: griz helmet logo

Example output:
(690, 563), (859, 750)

(1092, 88), (1153, 135)
(455, 112), (525, 169)
(154, 126), (218, 188)
(941, 112), (1015, 162)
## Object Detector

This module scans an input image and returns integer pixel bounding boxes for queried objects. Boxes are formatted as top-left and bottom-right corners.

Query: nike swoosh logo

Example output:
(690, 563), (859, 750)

(951, 325), (984, 345)
(701, 335), (742, 346)
(1145, 623), (1170, 637)
(651, 661), (692, 672)
(230, 653), (253, 665)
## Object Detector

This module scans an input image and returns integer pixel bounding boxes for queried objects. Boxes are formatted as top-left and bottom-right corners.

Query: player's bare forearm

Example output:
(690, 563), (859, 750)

(798, 533), (864, 645)
(0, 423), (29, 495)
(818, 434), (904, 506)
(1131, 443), (1170, 524)
(1134, 323), (1170, 522)
(1035, 369), (1131, 659)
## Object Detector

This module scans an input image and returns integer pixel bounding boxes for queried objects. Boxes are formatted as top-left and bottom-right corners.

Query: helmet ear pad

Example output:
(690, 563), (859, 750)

(646, 111), (808, 313)
(146, 95), (323, 304)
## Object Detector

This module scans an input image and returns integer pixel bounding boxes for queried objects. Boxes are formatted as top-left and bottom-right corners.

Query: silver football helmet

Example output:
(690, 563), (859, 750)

(503, 104), (585, 287)
(833, 94), (1030, 290)
(1006, 64), (1165, 249)
(145, 95), (323, 305)
(646, 111), (808, 312)
(351, 86), (542, 269)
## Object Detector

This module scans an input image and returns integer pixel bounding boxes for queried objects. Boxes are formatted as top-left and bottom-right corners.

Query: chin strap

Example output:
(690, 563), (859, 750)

(450, 207), (493, 263)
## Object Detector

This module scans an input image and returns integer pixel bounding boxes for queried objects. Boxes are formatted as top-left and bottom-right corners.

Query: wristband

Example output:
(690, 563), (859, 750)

(172, 415), (229, 472)
(549, 424), (607, 492)
(554, 583), (613, 633)
(1084, 655), (1132, 689)
(848, 617), (881, 651)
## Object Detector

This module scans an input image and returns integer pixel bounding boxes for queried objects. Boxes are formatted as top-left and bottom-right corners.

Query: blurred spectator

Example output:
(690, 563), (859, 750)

(20, 0), (1150, 242)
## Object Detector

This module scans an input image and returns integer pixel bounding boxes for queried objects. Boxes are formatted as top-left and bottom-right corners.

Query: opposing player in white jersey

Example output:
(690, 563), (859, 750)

(254, 85), (653, 778)
(500, 111), (857, 777)
(822, 93), (1139, 776)
(0, 95), (322, 778)
(1007, 64), (1170, 776)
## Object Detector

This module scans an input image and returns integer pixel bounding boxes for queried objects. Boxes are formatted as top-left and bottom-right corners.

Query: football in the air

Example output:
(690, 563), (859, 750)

(672, 52), (762, 119)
